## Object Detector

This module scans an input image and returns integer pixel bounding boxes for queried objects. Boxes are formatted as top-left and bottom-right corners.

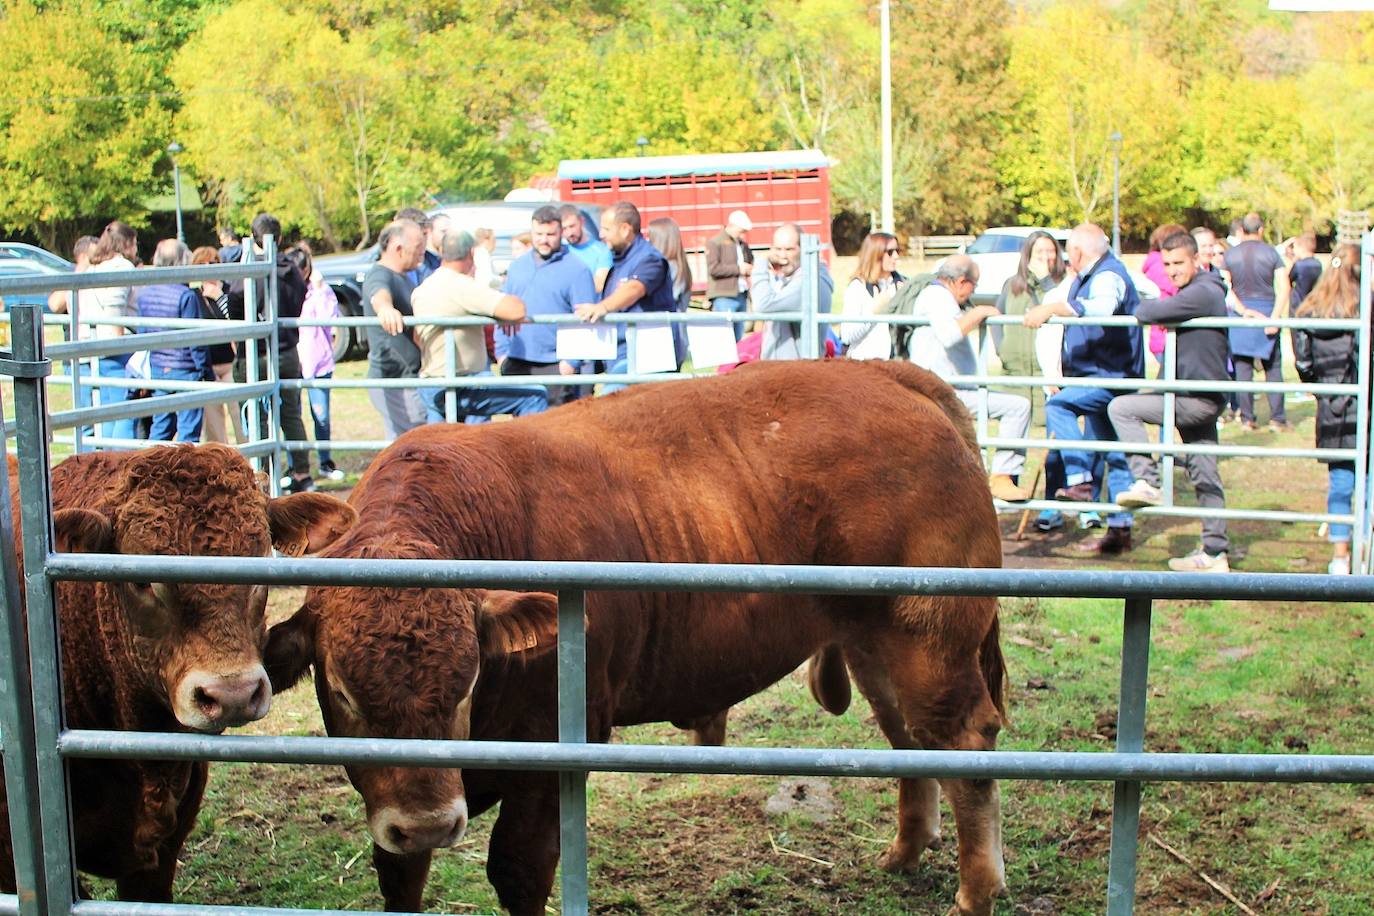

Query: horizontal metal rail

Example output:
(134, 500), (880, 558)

(0, 262), (271, 297)
(44, 322), (271, 361)
(71, 904), (426, 916)
(994, 497), (1350, 525)
(3, 382), (276, 437)
(43, 554), (1374, 601)
(59, 731), (1374, 783)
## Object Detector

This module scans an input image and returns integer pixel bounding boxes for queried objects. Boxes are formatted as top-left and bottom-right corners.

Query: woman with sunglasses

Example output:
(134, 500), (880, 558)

(840, 231), (904, 360)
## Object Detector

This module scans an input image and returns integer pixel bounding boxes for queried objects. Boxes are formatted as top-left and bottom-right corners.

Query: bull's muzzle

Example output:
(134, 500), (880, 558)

(371, 798), (470, 855)
(177, 666), (272, 731)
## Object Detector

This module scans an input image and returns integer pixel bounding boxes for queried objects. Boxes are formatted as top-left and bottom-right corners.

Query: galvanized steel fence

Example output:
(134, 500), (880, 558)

(1, 237), (1373, 915)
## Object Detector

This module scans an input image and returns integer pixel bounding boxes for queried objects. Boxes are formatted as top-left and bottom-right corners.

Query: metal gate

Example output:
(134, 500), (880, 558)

(3, 253), (1374, 915)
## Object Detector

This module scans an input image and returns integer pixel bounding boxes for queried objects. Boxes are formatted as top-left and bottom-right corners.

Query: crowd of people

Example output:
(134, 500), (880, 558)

(22, 204), (1369, 574)
(830, 214), (1366, 576)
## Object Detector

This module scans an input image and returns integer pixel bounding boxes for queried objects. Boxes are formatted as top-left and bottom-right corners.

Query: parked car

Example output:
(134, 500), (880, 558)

(946, 227), (1159, 305)
(0, 242), (73, 314)
(0, 241), (73, 273)
(316, 200), (602, 361)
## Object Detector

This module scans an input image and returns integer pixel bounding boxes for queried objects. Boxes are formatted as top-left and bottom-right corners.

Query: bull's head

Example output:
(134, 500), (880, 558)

(53, 444), (355, 732)
(265, 579), (559, 855)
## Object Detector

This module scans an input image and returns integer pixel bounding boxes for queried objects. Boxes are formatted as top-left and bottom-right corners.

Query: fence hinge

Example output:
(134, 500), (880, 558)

(0, 351), (51, 379)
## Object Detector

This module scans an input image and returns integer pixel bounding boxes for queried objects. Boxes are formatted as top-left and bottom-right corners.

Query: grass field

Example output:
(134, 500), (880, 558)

(5, 324), (1373, 913)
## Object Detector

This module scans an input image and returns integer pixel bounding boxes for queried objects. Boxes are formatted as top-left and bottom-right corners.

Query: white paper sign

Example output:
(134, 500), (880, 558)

(630, 320), (678, 374)
(686, 320), (740, 369)
(556, 323), (618, 361)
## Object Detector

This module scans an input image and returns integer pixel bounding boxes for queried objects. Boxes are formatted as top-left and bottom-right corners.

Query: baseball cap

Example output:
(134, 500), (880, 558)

(727, 210), (753, 232)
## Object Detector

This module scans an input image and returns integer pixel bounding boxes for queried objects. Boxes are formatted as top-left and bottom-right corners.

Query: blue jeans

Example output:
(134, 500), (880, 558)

(711, 295), (747, 341)
(306, 372), (333, 466)
(95, 354), (137, 443)
(600, 356), (629, 396)
(1327, 463), (1365, 544)
(1046, 385), (1133, 527)
(419, 372), (548, 424)
(148, 365), (204, 442)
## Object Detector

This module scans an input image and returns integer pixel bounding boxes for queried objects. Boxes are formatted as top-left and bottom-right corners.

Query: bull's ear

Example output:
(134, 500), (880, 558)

(476, 591), (563, 660)
(53, 508), (114, 554)
(264, 606), (316, 693)
(267, 493), (357, 557)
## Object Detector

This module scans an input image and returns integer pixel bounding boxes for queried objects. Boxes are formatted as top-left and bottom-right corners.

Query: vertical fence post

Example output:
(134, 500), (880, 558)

(1160, 329), (1178, 506)
(444, 330), (459, 424)
(243, 240), (265, 478)
(265, 235), (282, 495)
(8, 303), (79, 913)
(557, 588), (589, 916)
(1106, 596), (1153, 915)
(0, 382), (49, 916)
(1353, 231), (1371, 572)
(67, 282), (85, 454)
(801, 233), (820, 359)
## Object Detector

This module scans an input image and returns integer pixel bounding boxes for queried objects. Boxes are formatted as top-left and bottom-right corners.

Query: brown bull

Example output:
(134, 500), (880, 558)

(266, 360), (1009, 914)
(1, 443), (354, 900)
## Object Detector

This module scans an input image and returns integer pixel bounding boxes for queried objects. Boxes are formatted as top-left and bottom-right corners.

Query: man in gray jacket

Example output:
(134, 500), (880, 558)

(1109, 231), (1231, 572)
(751, 223), (833, 360)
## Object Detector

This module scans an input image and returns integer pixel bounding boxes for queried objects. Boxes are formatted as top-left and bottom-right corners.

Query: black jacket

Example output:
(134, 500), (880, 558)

(1135, 270), (1229, 401)
(228, 255), (307, 353)
(1300, 327), (1359, 459)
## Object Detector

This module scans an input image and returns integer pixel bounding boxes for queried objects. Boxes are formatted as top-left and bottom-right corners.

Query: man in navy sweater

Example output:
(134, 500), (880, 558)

(1109, 232), (1232, 572)
(1024, 224), (1143, 554)
(137, 239), (213, 442)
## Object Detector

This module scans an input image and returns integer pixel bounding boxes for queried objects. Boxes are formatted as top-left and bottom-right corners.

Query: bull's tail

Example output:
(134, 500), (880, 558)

(807, 644), (852, 716)
(866, 361), (981, 459)
(980, 614), (1008, 723)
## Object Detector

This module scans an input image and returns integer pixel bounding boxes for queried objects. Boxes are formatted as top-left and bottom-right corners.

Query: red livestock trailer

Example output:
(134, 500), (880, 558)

(554, 150), (832, 292)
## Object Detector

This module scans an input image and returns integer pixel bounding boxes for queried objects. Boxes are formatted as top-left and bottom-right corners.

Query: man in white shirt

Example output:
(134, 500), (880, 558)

(412, 231), (547, 424)
(909, 254), (1031, 502)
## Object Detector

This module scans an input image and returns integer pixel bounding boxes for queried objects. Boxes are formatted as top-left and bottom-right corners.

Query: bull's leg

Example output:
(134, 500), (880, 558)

(372, 844), (433, 912)
(114, 762), (208, 902)
(485, 774), (560, 916)
(843, 642), (943, 869)
(870, 608), (1008, 916)
(671, 710), (730, 746)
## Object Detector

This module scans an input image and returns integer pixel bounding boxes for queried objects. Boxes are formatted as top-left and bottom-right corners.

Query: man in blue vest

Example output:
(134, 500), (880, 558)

(137, 239), (214, 442)
(1024, 223), (1143, 554)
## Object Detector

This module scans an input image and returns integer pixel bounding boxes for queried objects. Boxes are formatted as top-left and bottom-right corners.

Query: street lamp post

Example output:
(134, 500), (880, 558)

(635, 137), (649, 158)
(166, 142), (184, 243)
(879, 0), (893, 234)
(1109, 131), (1122, 255)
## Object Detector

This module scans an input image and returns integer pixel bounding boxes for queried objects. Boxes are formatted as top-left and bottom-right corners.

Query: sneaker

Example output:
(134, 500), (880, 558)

(1238, 419), (1257, 431)
(1117, 480), (1163, 509)
(319, 462), (346, 482)
(989, 474), (1031, 502)
(1268, 419), (1292, 432)
(1035, 511), (1065, 532)
(1055, 482), (1096, 502)
(284, 474), (315, 494)
(1167, 549), (1229, 572)
(1329, 556), (1351, 576)
(1078, 511), (1104, 530)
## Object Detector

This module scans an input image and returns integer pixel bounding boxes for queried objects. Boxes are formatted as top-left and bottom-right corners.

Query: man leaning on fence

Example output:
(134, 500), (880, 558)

(1108, 232), (1232, 572)
(908, 254), (1032, 503)
(412, 230), (547, 424)
(362, 219), (430, 440)
(1024, 223), (1143, 554)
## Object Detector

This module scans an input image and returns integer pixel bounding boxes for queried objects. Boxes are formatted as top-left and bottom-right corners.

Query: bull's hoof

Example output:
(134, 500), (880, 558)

(947, 881), (1008, 915)
(877, 834), (937, 873)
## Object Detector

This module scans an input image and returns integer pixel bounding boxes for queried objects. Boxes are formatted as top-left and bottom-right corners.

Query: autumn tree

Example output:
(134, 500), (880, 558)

(998, 0), (1186, 232)
(0, 1), (170, 249)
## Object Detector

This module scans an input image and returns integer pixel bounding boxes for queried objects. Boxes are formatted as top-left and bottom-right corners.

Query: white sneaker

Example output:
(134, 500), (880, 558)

(1329, 556), (1351, 576)
(1117, 480), (1163, 509)
(1167, 549), (1229, 573)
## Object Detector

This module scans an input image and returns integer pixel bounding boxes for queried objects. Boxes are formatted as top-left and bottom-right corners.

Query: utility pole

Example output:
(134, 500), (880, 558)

(1110, 131), (1122, 255)
(167, 142), (185, 243)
